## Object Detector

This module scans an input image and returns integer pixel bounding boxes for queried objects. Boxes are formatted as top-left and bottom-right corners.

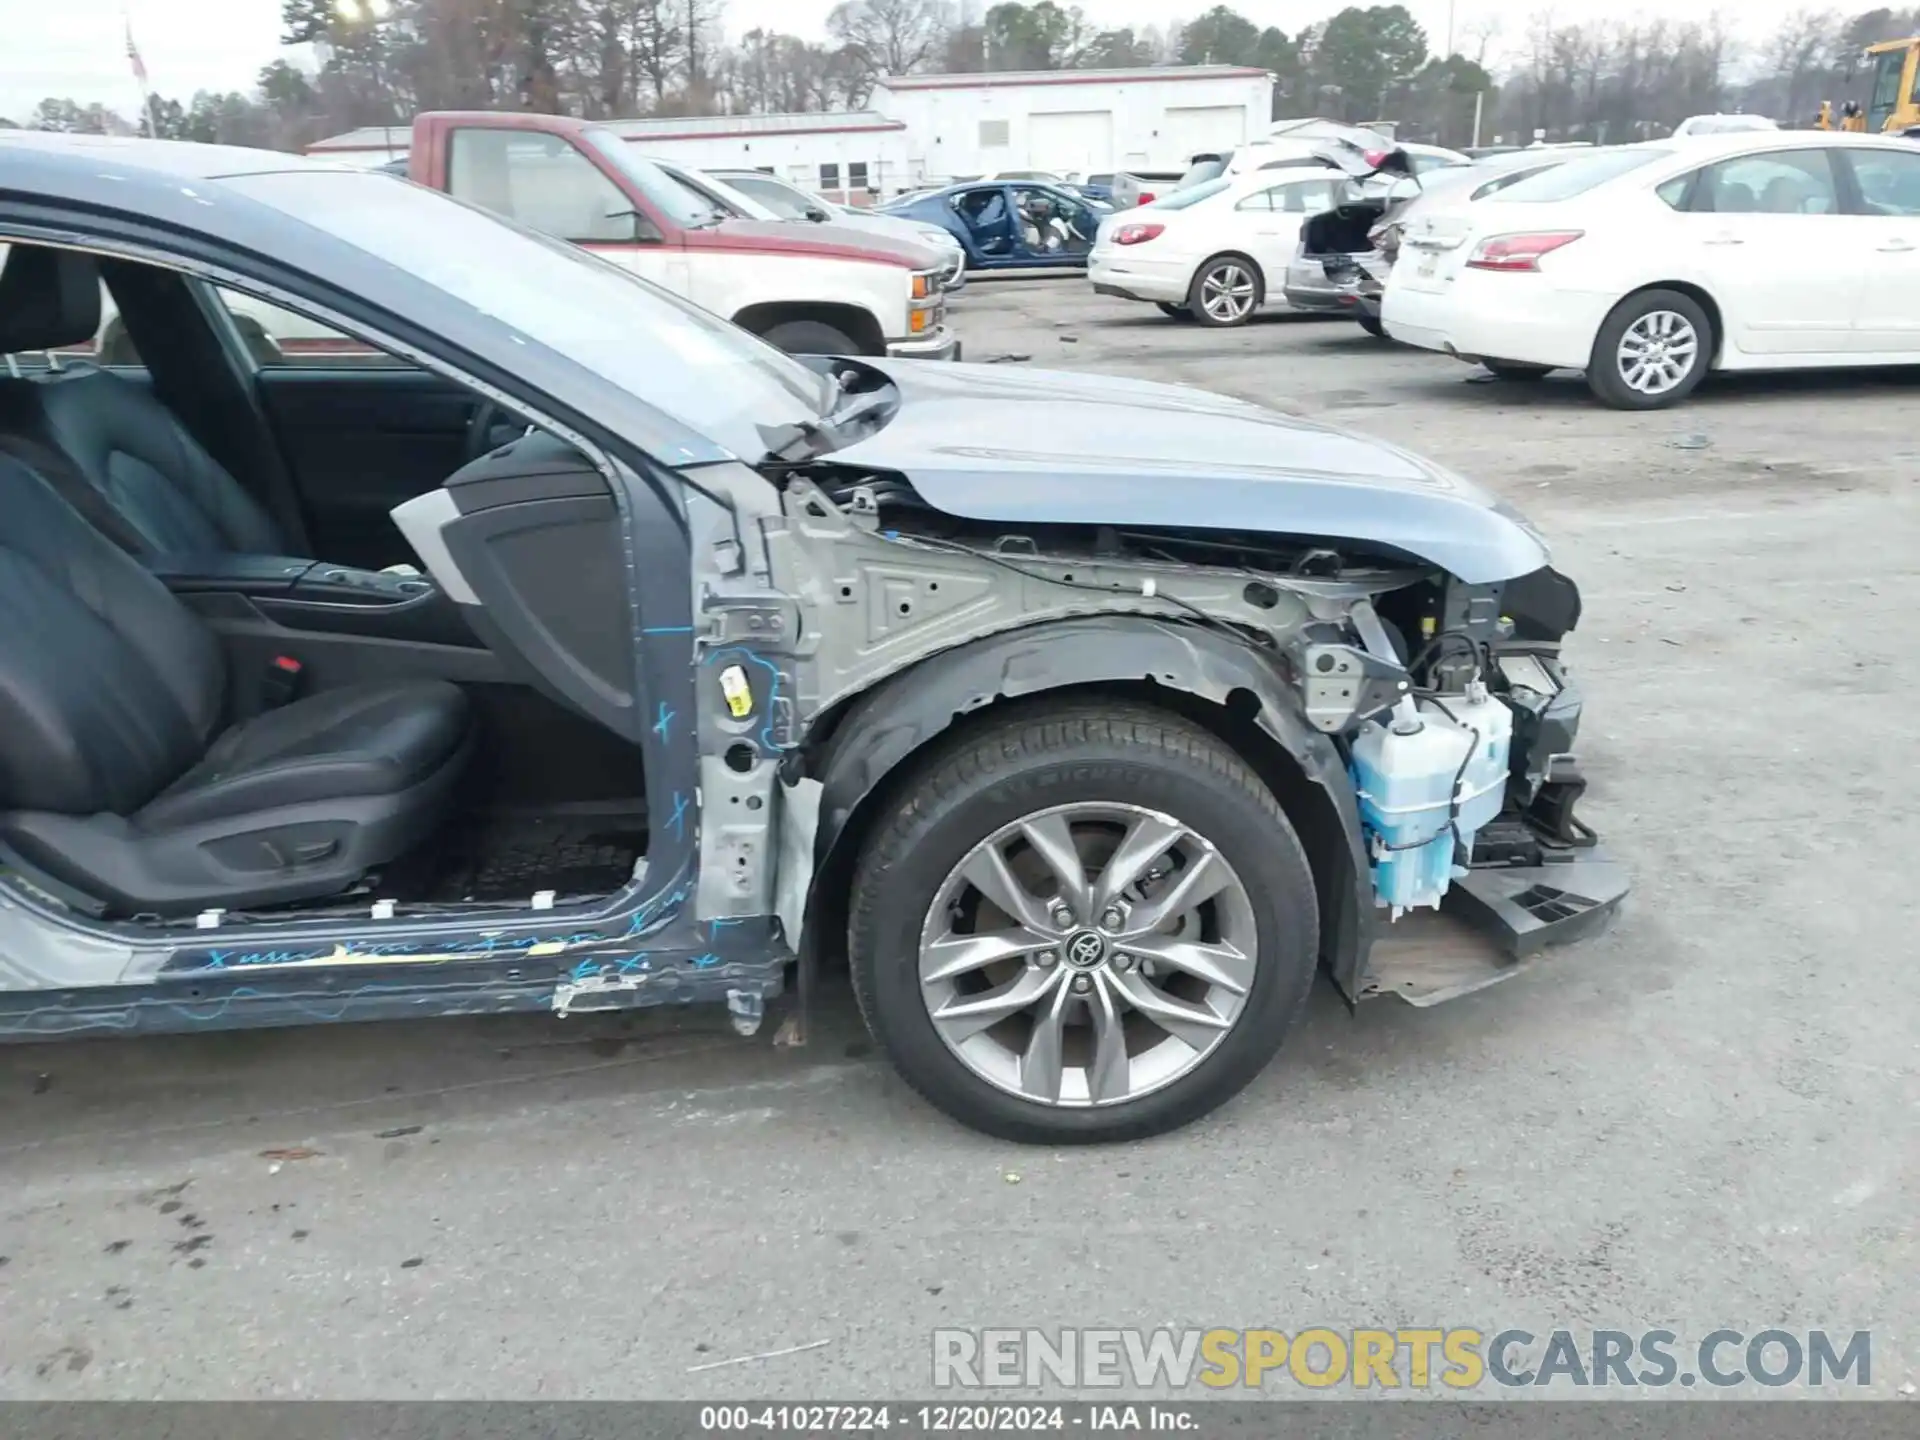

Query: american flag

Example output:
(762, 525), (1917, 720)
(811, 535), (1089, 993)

(126, 21), (148, 85)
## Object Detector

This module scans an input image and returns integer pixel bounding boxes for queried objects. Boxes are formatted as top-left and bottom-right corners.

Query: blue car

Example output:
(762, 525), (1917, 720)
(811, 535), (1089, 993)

(880, 180), (1108, 272)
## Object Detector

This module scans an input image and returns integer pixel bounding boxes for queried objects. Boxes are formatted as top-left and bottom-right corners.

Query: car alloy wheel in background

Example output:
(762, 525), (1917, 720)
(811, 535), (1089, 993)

(1588, 288), (1712, 409)
(1617, 311), (1699, 395)
(1188, 256), (1261, 327)
(848, 704), (1319, 1143)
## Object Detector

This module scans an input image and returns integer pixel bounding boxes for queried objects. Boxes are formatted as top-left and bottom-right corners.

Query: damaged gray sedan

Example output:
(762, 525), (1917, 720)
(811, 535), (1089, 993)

(0, 133), (1624, 1143)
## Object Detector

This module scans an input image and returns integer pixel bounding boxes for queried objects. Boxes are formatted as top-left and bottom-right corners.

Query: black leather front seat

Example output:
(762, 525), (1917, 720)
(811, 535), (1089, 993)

(0, 245), (289, 557)
(0, 451), (470, 915)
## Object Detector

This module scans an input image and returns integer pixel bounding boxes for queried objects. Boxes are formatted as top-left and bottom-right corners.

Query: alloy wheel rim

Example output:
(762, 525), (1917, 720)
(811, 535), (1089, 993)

(1617, 310), (1699, 395)
(917, 802), (1258, 1108)
(1201, 264), (1256, 322)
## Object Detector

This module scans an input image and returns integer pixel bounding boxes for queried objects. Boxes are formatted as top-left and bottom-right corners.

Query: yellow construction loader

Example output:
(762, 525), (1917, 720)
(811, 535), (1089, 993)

(1816, 36), (1920, 135)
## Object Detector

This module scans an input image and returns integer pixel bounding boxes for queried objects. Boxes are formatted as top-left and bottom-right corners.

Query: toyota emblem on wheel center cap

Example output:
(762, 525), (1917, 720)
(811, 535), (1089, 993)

(1064, 930), (1108, 970)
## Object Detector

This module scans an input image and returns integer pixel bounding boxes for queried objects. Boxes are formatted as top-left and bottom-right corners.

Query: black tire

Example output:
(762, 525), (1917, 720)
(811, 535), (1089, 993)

(848, 703), (1320, 1144)
(758, 319), (863, 356)
(1482, 359), (1553, 381)
(1356, 312), (1386, 338)
(1156, 302), (1194, 320)
(1586, 288), (1712, 409)
(1185, 254), (1263, 328)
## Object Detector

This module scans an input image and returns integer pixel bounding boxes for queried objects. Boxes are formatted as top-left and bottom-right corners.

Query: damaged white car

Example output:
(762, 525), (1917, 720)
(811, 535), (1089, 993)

(0, 133), (1626, 1142)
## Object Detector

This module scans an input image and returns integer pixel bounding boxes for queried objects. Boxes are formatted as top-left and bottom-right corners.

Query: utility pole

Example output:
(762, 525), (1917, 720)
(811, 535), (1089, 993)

(1471, 89), (1484, 147)
(1446, 0), (1457, 58)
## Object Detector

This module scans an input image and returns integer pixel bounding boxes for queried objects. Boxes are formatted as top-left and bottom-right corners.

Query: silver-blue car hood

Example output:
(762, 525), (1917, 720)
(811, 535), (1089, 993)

(833, 358), (1549, 584)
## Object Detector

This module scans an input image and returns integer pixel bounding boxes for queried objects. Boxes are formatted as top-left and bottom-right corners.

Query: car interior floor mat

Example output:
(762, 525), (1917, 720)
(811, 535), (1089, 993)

(389, 800), (650, 904)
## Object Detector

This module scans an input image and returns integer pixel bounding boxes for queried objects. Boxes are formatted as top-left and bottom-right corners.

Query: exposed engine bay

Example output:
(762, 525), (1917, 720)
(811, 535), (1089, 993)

(763, 461), (1597, 931)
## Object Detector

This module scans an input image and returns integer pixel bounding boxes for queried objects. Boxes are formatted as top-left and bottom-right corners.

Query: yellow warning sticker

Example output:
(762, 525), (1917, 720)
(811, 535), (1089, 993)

(719, 664), (753, 718)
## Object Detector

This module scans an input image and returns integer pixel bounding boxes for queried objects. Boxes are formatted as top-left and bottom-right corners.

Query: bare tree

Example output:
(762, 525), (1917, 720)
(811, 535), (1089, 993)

(1459, 13), (1502, 68)
(828, 0), (949, 78)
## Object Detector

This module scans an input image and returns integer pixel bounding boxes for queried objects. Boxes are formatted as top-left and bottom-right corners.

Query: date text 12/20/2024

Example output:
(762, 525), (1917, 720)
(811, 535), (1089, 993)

(699, 1405), (1195, 1433)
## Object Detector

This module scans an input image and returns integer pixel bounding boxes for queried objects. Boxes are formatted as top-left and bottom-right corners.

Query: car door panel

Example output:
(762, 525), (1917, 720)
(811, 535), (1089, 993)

(1006, 187), (1045, 265)
(1008, 185), (1095, 265)
(949, 186), (1016, 265)
(256, 368), (480, 568)
(1837, 146), (1920, 353)
(1249, 177), (1342, 283)
(1678, 148), (1852, 357)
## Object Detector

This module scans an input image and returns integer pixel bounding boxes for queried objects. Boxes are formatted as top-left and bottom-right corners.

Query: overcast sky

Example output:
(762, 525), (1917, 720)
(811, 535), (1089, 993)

(3, 0), (1829, 125)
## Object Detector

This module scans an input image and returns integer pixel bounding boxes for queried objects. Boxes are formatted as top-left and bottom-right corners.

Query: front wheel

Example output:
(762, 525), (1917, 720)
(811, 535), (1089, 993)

(1356, 312), (1386, 339)
(1586, 289), (1711, 409)
(758, 319), (862, 356)
(848, 703), (1319, 1143)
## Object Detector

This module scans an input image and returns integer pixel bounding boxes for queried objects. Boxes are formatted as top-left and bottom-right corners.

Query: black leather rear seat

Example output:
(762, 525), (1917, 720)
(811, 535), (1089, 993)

(0, 448), (470, 916)
(0, 244), (293, 557)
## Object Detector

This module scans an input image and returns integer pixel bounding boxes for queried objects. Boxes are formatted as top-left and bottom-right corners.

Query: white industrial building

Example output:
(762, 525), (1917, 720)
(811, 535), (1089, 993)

(306, 63), (1275, 200)
(607, 112), (911, 197)
(871, 65), (1272, 181)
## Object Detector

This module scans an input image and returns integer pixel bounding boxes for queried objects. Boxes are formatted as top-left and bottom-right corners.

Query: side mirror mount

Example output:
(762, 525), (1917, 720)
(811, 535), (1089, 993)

(609, 206), (664, 243)
(804, 204), (831, 222)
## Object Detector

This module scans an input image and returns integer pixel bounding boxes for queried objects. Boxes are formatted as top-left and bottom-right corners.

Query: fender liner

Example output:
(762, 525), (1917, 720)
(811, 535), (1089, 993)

(802, 615), (1376, 998)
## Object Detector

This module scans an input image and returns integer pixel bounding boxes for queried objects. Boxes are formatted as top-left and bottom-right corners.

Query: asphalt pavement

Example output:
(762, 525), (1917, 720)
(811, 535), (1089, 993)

(3, 281), (1917, 1401)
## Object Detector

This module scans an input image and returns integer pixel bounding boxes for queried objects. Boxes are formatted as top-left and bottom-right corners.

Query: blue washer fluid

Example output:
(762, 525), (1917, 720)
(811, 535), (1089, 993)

(1349, 685), (1513, 916)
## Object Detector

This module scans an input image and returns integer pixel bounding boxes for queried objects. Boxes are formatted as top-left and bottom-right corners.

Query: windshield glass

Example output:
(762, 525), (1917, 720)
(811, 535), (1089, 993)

(1147, 176), (1233, 209)
(1485, 148), (1669, 202)
(1870, 51), (1906, 126)
(226, 169), (829, 457)
(579, 131), (725, 227)
(664, 165), (780, 221)
(722, 173), (816, 220)
(1176, 155), (1230, 187)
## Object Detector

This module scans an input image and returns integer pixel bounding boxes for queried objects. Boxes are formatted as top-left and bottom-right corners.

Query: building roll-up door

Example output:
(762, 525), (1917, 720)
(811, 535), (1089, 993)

(1027, 110), (1115, 175)
(1162, 105), (1250, 163)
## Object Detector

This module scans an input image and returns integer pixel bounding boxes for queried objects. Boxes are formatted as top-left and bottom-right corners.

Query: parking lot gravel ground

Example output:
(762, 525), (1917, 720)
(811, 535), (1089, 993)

(3, 279), (1917, 1400)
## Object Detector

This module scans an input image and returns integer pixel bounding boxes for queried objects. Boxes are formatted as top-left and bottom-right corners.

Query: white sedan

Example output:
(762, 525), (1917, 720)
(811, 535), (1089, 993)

(1381, 130), (1920, 408)
(1087, 166), (1360, 326)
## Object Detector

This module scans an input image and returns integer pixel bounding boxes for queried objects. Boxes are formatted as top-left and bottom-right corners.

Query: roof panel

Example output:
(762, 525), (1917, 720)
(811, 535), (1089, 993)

(879, 65), (1270, 91)
(0, 130), (354, 177)
(604, 110), (901, 138)
(305, 126), (412, 151)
